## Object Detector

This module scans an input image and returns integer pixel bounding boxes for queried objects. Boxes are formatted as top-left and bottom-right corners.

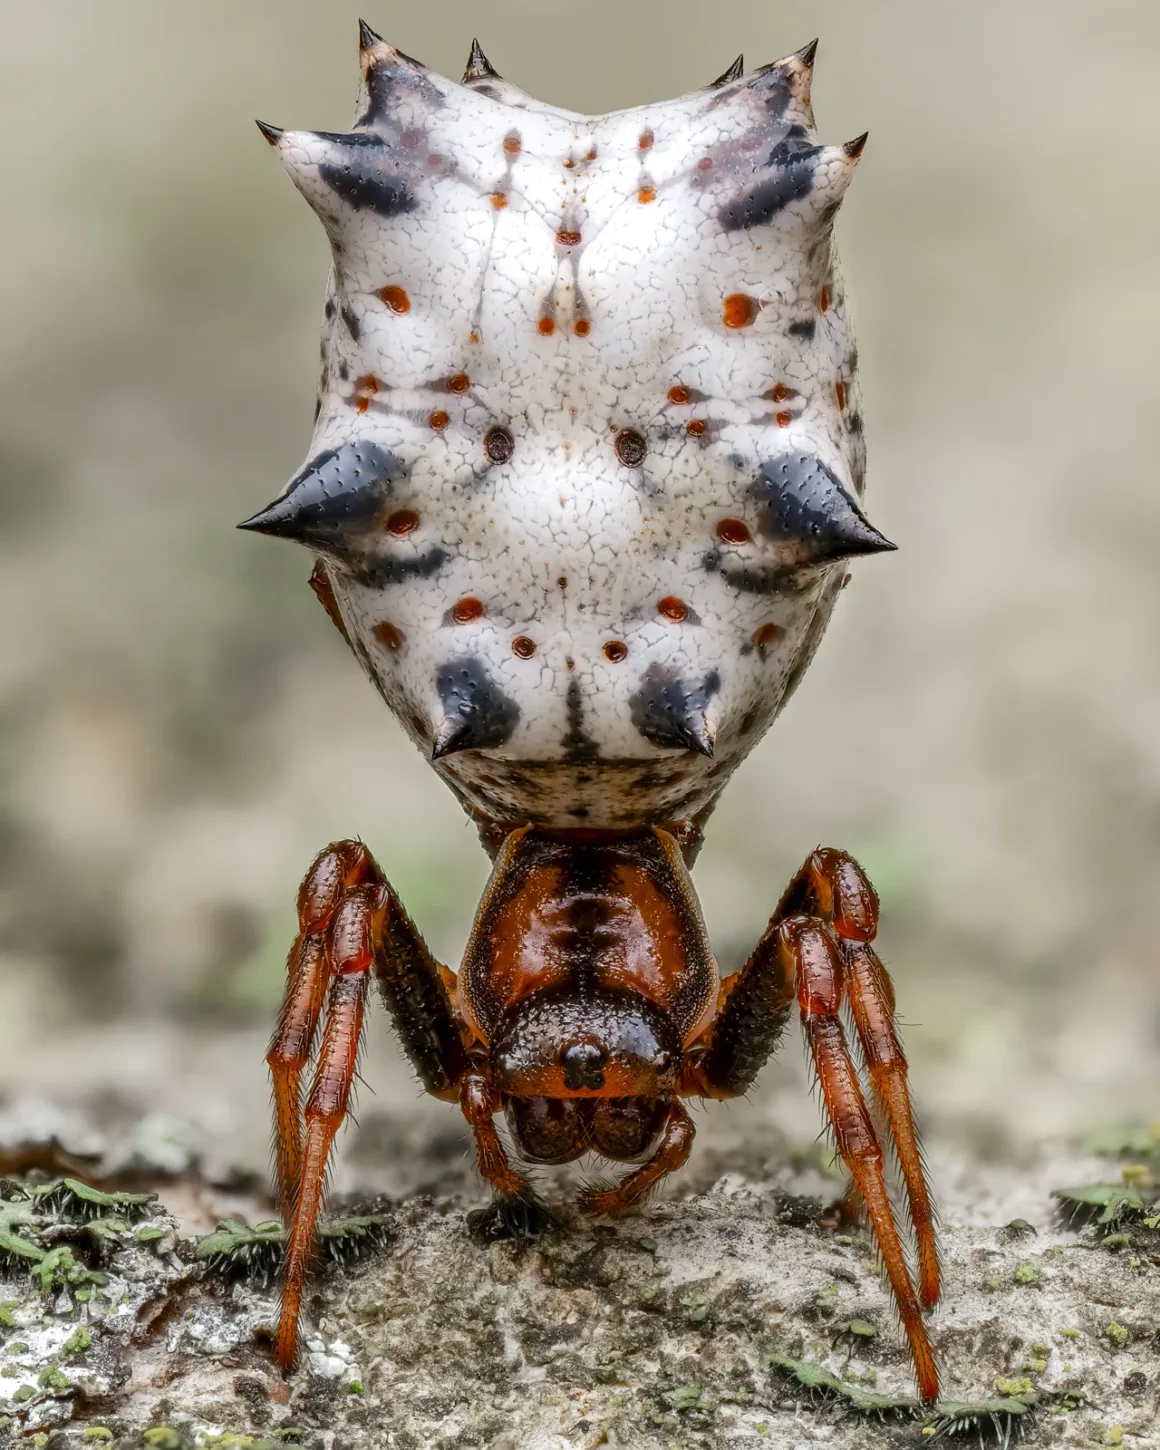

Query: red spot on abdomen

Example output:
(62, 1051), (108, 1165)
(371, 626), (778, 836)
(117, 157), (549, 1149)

(452, 598), (484, 624)
(378, 286), (410, 313)
(386, 509), (419, 536)
(374, 620), (404, 650)
(658, 596), (687, 622)
(716, 517), (751, 544)
(723, 294), (756, 329)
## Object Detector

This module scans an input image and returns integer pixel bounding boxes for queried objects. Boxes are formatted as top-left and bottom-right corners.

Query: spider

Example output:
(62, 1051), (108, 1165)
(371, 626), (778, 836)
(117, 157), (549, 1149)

(244, 24), (942, 1401)
(268, 827), (940, 1398)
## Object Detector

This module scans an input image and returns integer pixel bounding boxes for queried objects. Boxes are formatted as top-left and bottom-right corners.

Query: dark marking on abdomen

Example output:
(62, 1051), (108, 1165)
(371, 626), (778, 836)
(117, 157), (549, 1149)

(433, 656), (520, 755)
(562, 680), (601, 764)
(718, 136), (820, 231)
(629, 664), (720, 756)
(354, 546), (450, 587)
(319, 155), (416, 219)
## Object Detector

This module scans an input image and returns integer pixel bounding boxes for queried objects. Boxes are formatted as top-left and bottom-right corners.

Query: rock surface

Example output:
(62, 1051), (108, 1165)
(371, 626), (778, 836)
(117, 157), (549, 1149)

(0, 1117), (1157, 1449)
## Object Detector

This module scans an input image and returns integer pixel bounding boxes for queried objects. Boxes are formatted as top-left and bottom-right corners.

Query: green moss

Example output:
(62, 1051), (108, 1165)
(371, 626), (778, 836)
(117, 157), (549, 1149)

(30, 1178), (156, 1222)
(31, 1245), (108, 1296)
(196, 1212), (392, 1284)
(37, 1366), (70, 1390)
(0, 1300), (18, 1327)
(847, 1318), (877, 1338)
(768, 1355), (918, 1416)
(1051, 1183), (1149, 1226)
(1105, 1321), (1128, 1346)
(927, 1396), (1035, 1442)
(143, 1429), (193, 1450)
(81, 1431), (113, 1443)
(1104, 1427), (1124, 1446)
(0, 1223), (43, 1265)
(12, 1384), (36, 1402)
(1012, 1261), (1042, 1285)
(994, 1376), (1033, 1398)
(63, 1324), (91, 1355)
(666, 1383), (704, 1411)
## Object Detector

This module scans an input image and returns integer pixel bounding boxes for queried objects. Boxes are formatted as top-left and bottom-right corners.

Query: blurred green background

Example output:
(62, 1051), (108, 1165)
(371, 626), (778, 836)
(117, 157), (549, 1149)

(0, 1), (1156, 1182)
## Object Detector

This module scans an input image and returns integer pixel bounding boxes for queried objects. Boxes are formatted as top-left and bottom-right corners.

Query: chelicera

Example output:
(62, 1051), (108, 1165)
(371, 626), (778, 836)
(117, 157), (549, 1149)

(245, 25), (942, 1402)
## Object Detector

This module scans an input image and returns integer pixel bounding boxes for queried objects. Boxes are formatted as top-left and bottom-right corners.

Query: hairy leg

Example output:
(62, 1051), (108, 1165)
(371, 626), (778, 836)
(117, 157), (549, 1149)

(781, 917), (938, 1402)
(266, 841), (466, 1369)
(687, 847), (940, 1403)
(843, 938), (939, 1309)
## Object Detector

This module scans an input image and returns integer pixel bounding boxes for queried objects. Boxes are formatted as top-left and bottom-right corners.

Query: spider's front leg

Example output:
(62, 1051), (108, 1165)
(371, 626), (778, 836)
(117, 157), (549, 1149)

(686, 849), (941, 1404)
(266, 841), (467, 1370)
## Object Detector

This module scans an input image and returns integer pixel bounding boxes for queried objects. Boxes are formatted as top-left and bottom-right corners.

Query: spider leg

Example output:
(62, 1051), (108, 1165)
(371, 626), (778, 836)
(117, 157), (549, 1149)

(268, 841), (467, 1370)
(460, 1066), (533, 1199)
(460, 1067), (558, 1240)
(774, 848), (940, 1309)
(844, 938), (940, 1309)
(685, 846), (940, 1403)
(277, 884), (377, 1371)
(267, 843), (371, 1221)
(781, 916), (938, 1403)
(579, 1100), (695, 1216)
(689, 847), (939, 1307)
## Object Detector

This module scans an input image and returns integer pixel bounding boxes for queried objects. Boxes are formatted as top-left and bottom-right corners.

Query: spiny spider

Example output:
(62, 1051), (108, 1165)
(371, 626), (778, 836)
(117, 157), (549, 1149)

(241, 23), (941, 1400)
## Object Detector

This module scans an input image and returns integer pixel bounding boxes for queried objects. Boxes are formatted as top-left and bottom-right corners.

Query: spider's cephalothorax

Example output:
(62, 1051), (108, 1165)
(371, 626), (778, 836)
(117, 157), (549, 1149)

(246, 27), (940, 1403)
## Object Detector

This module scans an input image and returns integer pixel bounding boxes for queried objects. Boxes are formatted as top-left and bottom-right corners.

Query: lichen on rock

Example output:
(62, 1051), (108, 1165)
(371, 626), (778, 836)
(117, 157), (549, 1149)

(0, 1126), (1157, 1448)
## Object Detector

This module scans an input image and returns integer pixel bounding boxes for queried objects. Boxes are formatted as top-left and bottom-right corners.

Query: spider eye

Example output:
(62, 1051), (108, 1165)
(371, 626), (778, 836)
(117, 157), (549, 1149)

(560, 1041), (607, 1090)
